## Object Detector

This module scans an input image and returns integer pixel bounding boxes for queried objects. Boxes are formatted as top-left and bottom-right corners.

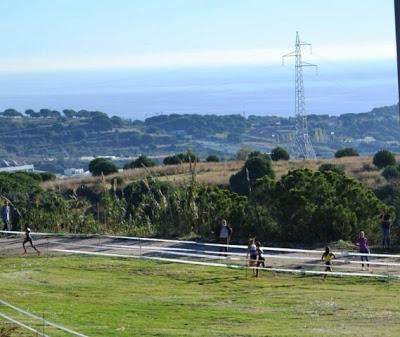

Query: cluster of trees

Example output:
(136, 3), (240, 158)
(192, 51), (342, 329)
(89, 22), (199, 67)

(2, 150), (392, 246)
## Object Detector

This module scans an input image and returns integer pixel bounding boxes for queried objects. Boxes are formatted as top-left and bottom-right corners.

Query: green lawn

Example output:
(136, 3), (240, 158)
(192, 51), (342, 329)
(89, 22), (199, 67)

(0, 255), (399, 337)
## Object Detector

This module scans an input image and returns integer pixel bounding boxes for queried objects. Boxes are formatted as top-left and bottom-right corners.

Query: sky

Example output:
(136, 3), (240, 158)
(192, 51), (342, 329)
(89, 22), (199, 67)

(0, 0), (396, 72)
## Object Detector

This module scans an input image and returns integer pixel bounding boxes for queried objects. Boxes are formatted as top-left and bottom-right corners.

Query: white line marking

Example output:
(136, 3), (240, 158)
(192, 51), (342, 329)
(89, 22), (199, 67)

(0, 312), (51, 337)
(51, 248), (400, 279)
(3, 230), (400, 258)
(0, 300), (89, 337)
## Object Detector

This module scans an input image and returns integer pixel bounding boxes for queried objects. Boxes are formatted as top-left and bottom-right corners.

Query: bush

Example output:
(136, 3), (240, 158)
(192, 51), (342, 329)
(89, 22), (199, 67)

(270, 147), (290, 161)
(163, 151), (199, 165)
(88, 158), (118, 176)
(230, 154), (275, 195)
(382, 165), (400, 180)
(253, 169), (385, 243)
(373, 150), (396, 169)
(124, 155), (155, 170)
(318, 163), (344, 175)
(206, 155), (220, 162)
(334, 147), (359, 158)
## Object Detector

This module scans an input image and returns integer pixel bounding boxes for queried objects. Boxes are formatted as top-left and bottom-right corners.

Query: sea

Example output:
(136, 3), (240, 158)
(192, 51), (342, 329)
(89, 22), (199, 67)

(0, 60), (397, 120)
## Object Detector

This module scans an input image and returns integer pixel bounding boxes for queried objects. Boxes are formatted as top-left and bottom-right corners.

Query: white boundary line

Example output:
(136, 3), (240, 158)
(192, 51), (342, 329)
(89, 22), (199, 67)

(51, 248), (400, 279)
(3, 230), (400, 259)
(0, 299), (89, 337)
(0, 312), (51, 337)
(51, 241), (400, 268)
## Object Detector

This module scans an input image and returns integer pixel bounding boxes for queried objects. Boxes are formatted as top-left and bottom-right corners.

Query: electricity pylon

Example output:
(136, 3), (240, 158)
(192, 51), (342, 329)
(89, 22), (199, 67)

(282, 31), (317, 160)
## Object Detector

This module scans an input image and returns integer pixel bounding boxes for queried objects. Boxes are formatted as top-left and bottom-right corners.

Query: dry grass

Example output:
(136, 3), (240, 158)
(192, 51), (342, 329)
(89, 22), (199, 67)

(42, 155), (389, 192)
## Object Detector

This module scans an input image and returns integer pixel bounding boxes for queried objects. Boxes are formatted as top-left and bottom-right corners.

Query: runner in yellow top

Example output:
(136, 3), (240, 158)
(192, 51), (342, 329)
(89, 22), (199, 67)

(321, 246), (335, 279)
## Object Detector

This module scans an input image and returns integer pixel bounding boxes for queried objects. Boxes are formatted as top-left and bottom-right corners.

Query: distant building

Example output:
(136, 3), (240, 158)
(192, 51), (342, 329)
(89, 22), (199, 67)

(63, 168), (85, 177)
(0, 160), (34, 173)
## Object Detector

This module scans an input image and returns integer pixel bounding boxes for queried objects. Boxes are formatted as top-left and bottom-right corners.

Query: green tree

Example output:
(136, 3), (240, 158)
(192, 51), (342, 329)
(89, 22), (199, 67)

(124, 155), (156, 169)
(373, 150), (396, 169)
(382, 165), (400, 180)
(254, 169), (384, 243)
(88, 158), (118, 176)
(230, 154), (275, 195)
(318, 163), (344, 175)
(334, 147), (359, 158)
(206, 155), (220, 162)
(270, 147), (290, 161)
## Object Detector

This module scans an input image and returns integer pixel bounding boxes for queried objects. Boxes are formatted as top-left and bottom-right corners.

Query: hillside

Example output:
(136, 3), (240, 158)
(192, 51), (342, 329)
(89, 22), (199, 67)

(0, 104), (399, 173)
(42, 155), (386, 192)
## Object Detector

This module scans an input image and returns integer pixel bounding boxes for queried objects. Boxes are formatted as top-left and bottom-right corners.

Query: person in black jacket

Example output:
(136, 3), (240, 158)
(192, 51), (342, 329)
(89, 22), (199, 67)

(380, 210), (391, 248)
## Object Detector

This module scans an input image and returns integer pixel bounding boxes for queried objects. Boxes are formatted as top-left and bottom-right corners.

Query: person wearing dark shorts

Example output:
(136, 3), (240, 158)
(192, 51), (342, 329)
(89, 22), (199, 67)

(380, 211), (391, 248)
(321, 246), (335, 280)
(23, 228), (40, 256)
(255, 241), (265, 277)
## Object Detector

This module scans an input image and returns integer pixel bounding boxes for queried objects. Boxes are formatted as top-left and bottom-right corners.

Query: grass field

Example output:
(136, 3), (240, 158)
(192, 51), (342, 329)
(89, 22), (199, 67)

(1, 255), (400, 337)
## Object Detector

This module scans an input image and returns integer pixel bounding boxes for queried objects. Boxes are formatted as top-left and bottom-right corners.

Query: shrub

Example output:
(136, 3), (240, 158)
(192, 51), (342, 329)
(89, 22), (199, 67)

(206, 155), (220, 162)
(163, 151), (199, 165)
(318, 163), (344, 174)
(230, 154), (275, 195)
(124, 155), (155, 170)
(253, 169), (384, 243)
(88, 158), (118, 176)
(334, 147), (359, 158)
(382, 165), (400, 180)
(373, 150), (396, 169)
(270, 147), (290, 161)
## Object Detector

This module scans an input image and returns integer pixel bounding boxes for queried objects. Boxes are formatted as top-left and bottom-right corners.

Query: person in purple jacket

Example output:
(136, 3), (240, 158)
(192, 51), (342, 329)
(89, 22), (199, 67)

(356, 231), (370, 271)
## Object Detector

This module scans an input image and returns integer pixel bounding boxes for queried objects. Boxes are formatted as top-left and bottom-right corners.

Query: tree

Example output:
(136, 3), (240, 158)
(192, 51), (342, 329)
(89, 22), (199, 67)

(318, 163), (344, 175)
(373, 150), (396, 169)
(253, 169), (385, 243)
(163, 151), (199, 165)
(270, 147), (290, 161)
(124, 155), (156, 170)
(206, 155), (220, 162)
(88, 158), (118, 176)
(335, 147), (359, 158)
(230, 154), (275, 195)
(382, 165), (400, 180)
(63, 109), (76, 118)
(235, 147), (253, 161)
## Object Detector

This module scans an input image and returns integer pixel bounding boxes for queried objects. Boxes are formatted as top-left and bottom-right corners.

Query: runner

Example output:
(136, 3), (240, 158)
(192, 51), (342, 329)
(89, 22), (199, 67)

(217, 219), (232, 254)
(255, 240), (265, 277)
(247, 238), (257, 276)
(356, 231), (370, 271)
(22, 227), (40, 256)
(321, 246), (335, 279)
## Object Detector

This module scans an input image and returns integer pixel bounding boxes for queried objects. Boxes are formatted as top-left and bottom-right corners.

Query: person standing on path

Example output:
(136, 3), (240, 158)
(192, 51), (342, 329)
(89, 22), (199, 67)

(218, 219), (232, 254)
(380, 210), (391, 248)
(1, 201), (11, 231)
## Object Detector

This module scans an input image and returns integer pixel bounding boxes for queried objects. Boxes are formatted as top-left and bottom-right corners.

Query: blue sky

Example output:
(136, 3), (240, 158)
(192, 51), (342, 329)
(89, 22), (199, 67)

(0, 0), (396, 71)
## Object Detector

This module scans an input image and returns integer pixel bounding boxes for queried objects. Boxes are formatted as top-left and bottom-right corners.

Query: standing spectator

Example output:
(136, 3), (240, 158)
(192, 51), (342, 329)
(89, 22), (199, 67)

(217, 219), (232, 254)
(1, 201), (11, 231)
(356, 231), (370, 271)
(380, 210), (391, 248)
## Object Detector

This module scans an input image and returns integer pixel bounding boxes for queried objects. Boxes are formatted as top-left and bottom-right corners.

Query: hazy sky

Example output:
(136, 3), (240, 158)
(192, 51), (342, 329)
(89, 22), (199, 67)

(0, 0), (396, 71)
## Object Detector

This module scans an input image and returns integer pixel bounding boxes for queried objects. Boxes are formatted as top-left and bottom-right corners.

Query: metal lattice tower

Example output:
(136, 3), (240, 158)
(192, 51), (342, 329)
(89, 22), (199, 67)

(283, 32), (317, 160)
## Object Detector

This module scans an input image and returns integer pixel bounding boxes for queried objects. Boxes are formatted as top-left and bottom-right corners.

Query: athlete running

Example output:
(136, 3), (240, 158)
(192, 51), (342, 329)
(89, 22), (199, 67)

(22, 227), (40, 256)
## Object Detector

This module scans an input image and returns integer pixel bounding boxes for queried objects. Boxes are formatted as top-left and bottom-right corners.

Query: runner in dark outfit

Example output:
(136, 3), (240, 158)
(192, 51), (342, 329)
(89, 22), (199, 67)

(23, 228), (40, 256)
(255, 241), (265, 277)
